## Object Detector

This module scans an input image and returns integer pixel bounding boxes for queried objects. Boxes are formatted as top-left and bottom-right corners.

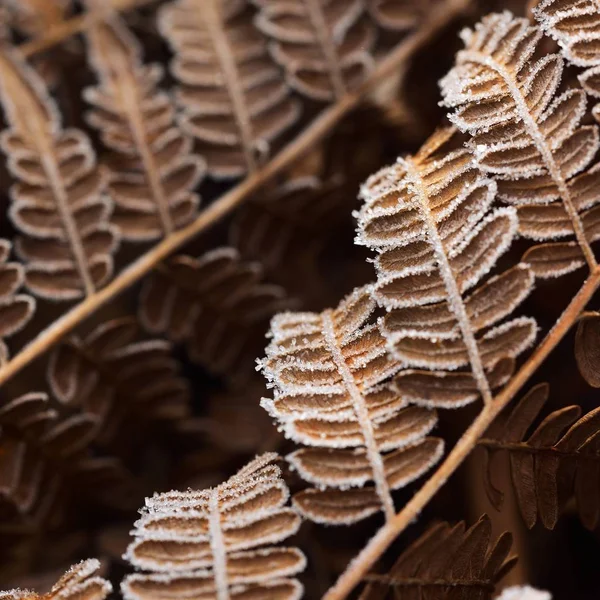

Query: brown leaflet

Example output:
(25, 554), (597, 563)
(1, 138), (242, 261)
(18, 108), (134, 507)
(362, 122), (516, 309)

(84, 11), (206, 242)
(0, 48), (119, 300)
(367, 0), (427, 32)
(122, 453), (305, 600)
(480, 383), (600, 530)
(254, 0), (375, 101)
(47, 317), (191, 447)
(260, 286), (443, 524)
(575, 311), (600, 387)
(138, 247), (291, 386)
(359, 515), (515, 600)
(159, 0), (299, 178)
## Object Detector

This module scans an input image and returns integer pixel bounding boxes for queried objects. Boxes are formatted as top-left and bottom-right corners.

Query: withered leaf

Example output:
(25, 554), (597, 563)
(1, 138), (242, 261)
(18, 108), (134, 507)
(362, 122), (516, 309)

(0, 48), (119, 300)
(254, 0), (375, 101)
(480, 383), (600, 529)
(441, 12), (600, 278)
(85, 12), (206, 241)
(139, 247), (291, 386)
(359, 514), (516, 600)
(122, 453), (305, 600)
(159, 0), (299, 178)
(0, 559), (111, 600)
(260, 286), (443, 524)
(357, 127), (536, 405)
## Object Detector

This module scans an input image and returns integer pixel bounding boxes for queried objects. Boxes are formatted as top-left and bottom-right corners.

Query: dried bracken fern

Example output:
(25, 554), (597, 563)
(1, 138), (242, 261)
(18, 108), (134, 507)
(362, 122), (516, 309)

(0, 240), (35, 364)
(260, 286), (443, 524)
(356, 127), (536, 406)
(47, 317), (191, 445)
(84, 9), (206, 242)
(0, 559), (110, 600)
(122, 453), (305, 600)
(0, 48), (119, 300)
(359, 515), (516, 600)
(367, 0), (428, 32)
(159, 0), (299, 178)
(441, 12), (600, 279)
(139, 247), (290, 385)
(253, 0), (375, 101)
(481, 383), (600, 530)
(574, 310), (600, 387)
(1, 0), (72, 39)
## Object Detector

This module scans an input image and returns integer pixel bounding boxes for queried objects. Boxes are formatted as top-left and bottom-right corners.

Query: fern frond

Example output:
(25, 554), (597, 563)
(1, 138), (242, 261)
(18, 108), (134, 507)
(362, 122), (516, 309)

(122, 453), (305, 600)
(260, 285), (443, 524)
(441, 11), (600, 278)
(47, 317), (191, 444)
(139, 247), (291, 385)
(159, 0), (300, 178)
(253, 0), (375, 101)
(575, 310), (600, 387)
(84, 11), (206, 241)
(480, 382), (600, 530)
(0, 559), (111, 600)
(359, 515), (516, 600)
(356, 127), (536, 405)
(0, 48), (120, 300)
(0, 240), (35, 364)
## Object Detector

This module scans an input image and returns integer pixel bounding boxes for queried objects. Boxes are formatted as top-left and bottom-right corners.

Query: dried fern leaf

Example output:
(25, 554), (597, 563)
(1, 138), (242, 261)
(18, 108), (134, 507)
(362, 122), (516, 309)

(356, 127), (536, 405)
(229, 174), (347, 299)
(0, 240), (35, 364)
(0, 48), (119, 300)
(47, 317), (191, 443)
(441, 12), (600, 279)
(575, 311), (600, 387)
(253, 0), (375, 101)
(122, 453), (306, 600)
(0, 391), (130, 525)
(359, 514), (516, 600)
(2, 0), (71, 38)
(260, 285), (443, 524)
(533, 0), (600, 119)
(0, 559), (111, 600)
(139, 247), (290, 385)
(158, 0), (299, 178)
(84, 11), (206, 241)
(480, 382), (600, 530)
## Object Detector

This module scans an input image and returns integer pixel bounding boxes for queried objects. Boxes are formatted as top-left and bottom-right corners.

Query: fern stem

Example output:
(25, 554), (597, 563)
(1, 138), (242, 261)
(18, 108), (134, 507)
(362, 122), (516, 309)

(322, 311), (395, 521)
(464, 50), (598, 272)
(0, 0), (469, 389)
(402, 157), (493, 404)
(324, 266), (600, 600)
(209, 489), (229, 600)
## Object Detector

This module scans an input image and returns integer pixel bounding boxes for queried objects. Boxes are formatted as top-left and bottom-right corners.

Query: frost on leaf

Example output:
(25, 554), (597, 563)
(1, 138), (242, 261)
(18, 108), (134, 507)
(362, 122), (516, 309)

(441, 12), (600, 279)
(533, 0), (600, 122)
(260, 286), (443, 524)
(159, 0), (299, 178)
(84, 12), (206, 241)
(480, 383), (600, 530)
(122, 453), (305, 600)
(0, 48), (119, 300)
(253, 0), (375, 101)
(47, 317), (191, 445)
(360, 515), (516, 600)
(0, 559), (111, 600)
(139, 247), (291, 387)
(356, 127), (535, 406)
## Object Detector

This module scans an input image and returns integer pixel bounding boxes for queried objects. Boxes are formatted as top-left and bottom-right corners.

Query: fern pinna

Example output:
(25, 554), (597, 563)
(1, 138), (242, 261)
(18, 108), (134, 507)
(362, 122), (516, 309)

(356, 127), (536, 406)
(260, 286), (443, 524)
(440, 11), (600, 279)
(122, 453), (305, 600)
